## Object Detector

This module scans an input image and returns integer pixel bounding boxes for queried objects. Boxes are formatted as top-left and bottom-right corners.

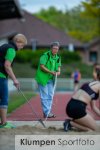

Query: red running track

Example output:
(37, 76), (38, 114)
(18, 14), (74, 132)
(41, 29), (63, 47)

(7, 93), (100, 121)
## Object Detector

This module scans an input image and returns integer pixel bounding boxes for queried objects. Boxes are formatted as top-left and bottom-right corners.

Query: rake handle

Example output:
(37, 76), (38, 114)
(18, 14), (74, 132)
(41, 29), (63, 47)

(18, 88), (46, 128)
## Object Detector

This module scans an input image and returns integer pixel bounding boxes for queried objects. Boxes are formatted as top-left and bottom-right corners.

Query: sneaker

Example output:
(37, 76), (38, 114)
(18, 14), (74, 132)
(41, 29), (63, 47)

(48, 113), (56, 118)
(0, 122), (16, 129)
(44, 113), (56, 118)
(63, 119), (72, 132)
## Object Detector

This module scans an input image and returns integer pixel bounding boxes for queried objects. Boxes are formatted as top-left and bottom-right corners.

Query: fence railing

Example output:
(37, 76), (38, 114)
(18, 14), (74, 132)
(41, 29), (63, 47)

(8, 78), (93, 92)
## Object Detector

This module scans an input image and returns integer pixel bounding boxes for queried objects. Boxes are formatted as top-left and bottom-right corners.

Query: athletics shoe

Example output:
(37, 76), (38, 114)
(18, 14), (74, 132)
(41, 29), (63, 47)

(0, 122), (16, 128)
(44, 113), (56, 118)
(63, 119), (72, 132)
(48, 113), (56, 118)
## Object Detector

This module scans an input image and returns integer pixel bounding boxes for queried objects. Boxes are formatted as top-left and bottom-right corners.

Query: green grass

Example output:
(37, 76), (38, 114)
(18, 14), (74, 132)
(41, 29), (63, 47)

(8, 91), (36, 113)
(13, 62), (36, 78)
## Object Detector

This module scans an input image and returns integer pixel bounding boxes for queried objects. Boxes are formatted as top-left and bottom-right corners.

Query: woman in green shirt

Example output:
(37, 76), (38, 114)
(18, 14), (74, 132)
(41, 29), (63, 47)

(35, 42), (61, 118)
(0, 34), (27, 128)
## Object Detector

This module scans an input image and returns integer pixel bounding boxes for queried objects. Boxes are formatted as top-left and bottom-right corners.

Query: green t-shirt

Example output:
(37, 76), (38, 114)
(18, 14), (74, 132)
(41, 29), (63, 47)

(0, 48), (16, 78)
(35, 51), (61, 86)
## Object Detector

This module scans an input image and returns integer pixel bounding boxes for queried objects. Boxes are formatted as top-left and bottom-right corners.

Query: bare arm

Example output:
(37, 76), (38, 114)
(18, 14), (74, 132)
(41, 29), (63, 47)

(56, 66), (61, 76)
(40, 64), (54, 74)
(90, 100), (100, 116)
(4, 60), (20, 89)
(71, 73), (74, 78)
(40, 64), (61, 76)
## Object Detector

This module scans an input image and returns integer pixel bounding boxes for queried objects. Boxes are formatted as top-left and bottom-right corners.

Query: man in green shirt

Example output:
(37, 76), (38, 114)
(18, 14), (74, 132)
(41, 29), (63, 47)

(0, 34), (27, 128)
(35, 42), (61, 118)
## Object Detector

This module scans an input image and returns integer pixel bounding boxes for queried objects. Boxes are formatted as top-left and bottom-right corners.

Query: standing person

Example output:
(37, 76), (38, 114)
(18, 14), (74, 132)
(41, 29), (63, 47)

(71, 68), (81, 91)
(64, 68), (100, 132)
(93, 63), (100, 80)
(35, 42), (61, 118)
(0, 34), (27, 128)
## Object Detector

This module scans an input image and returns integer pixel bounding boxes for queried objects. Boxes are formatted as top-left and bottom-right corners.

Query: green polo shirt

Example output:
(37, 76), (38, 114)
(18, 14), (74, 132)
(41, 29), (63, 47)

(35, 50), (61, 86)
(0, 48), (16, 78)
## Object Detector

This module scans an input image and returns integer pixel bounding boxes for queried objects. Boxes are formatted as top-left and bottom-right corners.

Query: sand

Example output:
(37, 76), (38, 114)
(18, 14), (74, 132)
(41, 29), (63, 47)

(0, 125), (100, 135)
(0, 125), (100, 150)
(0, 123), (100, 150)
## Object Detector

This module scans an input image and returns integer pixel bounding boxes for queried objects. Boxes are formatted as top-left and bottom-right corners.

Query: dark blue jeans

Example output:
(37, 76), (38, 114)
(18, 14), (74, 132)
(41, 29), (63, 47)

(0, 78), (8, 108)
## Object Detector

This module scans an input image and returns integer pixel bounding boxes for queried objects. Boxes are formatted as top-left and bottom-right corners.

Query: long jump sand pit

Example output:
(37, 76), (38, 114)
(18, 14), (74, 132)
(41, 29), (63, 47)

(0, 121), (100, 150)
(0, 121), (100, 135)
(0, 124), (100, 135)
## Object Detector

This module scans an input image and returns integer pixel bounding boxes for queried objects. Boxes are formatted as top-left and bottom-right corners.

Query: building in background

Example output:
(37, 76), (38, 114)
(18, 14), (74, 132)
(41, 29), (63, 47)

(0, 10), (82, 50)
(0, 1), (99, 64)
(82, 38), (100, 64)
(0, 0), (23, 20)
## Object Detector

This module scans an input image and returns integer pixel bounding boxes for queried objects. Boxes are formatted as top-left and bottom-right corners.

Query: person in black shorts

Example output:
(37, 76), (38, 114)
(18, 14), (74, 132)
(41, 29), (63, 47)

(71, 68), (81, 91)
(64, 68), (100, 132)
(93, 63), (100, 80)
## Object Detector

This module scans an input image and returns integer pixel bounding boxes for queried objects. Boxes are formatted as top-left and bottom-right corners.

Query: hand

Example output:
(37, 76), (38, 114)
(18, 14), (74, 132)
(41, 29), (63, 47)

(51, 72), (60, 76)
(51, 72), (55, 75)
(56, 71), (60, 76)
(13, 79), (20, 89)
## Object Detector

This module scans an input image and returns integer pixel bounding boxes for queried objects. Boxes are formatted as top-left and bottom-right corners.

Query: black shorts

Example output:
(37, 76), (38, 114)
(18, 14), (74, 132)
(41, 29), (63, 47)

(74, 80), (79, 84)
(66, 98), (87, 119)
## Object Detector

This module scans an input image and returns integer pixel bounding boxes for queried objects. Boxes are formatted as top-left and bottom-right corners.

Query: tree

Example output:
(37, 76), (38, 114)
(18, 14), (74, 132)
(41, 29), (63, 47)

(82, 0), (100, 18)
(81, 0), (100, 36)
(34, 1), (100, 43)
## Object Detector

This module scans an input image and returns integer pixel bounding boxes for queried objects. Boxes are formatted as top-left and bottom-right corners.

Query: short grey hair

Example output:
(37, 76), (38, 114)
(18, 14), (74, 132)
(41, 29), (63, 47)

(51, 41), (60, 48)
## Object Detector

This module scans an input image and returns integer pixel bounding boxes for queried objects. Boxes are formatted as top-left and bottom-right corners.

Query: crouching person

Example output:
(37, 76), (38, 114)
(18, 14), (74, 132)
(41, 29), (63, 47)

(64, 68), (100, 132)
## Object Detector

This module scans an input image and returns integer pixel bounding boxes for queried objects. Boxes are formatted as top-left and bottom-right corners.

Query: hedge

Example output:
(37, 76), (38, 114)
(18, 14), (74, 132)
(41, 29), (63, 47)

(15, 49), (81, 68)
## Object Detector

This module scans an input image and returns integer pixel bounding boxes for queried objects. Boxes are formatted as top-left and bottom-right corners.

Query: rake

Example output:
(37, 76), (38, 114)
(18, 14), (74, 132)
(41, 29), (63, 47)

(18, 88), (46, 128)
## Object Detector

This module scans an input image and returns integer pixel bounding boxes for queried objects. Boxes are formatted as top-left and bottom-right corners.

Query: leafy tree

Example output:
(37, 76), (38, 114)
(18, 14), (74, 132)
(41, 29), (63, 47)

(35, 7), (68, 32)
(82, 0), (100, 18)
(81, 0), (100, 37)
(34, 1), (99, 42)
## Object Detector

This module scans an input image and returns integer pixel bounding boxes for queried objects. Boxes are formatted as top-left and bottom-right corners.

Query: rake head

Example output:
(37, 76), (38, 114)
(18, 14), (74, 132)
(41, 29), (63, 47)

(38, 119), (46, 128)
